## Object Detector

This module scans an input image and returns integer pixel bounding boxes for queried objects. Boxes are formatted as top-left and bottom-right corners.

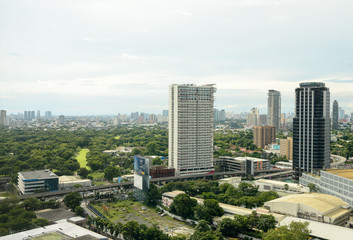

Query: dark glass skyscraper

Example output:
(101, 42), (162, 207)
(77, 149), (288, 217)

(332, 100), (339, 130)
(293, 82), (330, 174)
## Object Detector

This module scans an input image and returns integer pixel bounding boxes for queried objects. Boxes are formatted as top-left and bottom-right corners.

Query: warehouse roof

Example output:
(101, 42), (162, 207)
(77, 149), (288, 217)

(280, 216), (353, 240)
(265, 193), (348, 213)
(326, 169), (353, 181)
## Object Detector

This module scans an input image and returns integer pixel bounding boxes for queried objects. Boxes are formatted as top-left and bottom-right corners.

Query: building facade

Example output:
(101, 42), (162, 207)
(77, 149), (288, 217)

(253, 125), (276, 149)
(293, 82), (331, 174)
(18, 170), (59, 194)
(332, 100), (339, 130)
(264, 193), (350, 226)
(300, 169), (353, 207)
(169, 84), (216, 175)
(215, 156), (271, 173)
(280, 137), (293, 160)
(267, 90), (281, 130)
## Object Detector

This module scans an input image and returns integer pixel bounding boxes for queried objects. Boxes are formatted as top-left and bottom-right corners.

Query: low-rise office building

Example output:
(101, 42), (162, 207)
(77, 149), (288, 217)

(300, 169), (353, 206)
(215, 156), (271, 173)
(18, 170), (59, 195)
(264, 193), (350, 226)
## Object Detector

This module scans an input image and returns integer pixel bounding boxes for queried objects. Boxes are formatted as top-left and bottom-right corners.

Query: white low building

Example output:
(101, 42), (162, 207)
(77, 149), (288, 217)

(1, 219), (107, 240)
(279, 216), (353, 240)
(264, 193), (351, 226)
(59, 175), (91, 190)
(300, 169), (353, 206)
(254, 179), (310, 194)
(18, 170), (59, 194)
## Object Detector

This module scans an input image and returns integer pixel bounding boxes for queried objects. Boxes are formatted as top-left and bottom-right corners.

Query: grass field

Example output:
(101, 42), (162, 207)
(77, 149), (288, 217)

(92, 201), (193, 236)
(114, 135), (120, 139)
(32, 232), (66, 240)
(75, 148), (90, 170)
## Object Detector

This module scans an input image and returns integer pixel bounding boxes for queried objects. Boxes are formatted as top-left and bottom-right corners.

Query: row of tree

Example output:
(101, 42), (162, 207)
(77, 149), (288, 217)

(159, 180), (278, 209)
(0, 197), (60, 236)
(0, 126), (169, 182)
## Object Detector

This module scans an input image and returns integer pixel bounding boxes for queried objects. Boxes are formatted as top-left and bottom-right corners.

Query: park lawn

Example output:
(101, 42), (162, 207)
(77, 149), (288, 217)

(92, 201), (193, 235)
(114, 135), (120, 139)
(75, 148), (90, 170)
(32, 232), (66, 240)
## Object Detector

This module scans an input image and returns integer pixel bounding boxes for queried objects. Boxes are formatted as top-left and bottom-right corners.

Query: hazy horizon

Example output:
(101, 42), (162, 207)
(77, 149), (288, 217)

(1, 0), (353, 115)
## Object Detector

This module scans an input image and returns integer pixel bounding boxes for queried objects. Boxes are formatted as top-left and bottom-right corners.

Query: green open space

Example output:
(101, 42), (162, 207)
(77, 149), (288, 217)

(75, 148), (90, 170)
(91, 200), (193, 235)
(114, 135), (120, 139)
(32, 232), (66, 240)
(87, 171), (104, 180)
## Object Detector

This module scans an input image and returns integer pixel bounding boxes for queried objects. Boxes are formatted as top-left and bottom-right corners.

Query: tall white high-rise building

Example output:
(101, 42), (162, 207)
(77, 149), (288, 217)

(169, 84), (216, 176)
(267, 89), (281, 130)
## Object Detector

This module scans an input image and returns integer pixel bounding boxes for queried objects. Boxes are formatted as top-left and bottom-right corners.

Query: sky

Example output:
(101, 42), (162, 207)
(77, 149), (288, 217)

(1, 0), (353, 115)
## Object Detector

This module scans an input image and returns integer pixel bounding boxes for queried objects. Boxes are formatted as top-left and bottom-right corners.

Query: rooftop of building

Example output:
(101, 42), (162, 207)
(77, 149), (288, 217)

(1, 219), (107, 240)
(325, 169), (353, 180)
(265, 193), (348, 214)
(255, 179), (304, 188)
(35, 208), (76, 222)
(279, 216), (353, 240)
(59, 175), (91, 183)
(299, 82), (325, 88)
(19, 169), (58, 180)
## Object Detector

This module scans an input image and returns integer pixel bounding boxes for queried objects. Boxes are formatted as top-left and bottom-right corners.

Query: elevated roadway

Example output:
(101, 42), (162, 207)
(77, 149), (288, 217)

(18, 169), (292, 200)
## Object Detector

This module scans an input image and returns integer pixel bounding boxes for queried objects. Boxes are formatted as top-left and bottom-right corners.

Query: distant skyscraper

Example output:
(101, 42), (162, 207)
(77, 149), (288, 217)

(162, 110), (168, 117)
(0, 110), (6, 126)
(45, 111), (52, 119)
(30, 111), (35, 120)
(36, 110), (40, 120)
(293, 82), (330, 174)
(218, 110), (226, 121)
(149, 114), (157, 123)
(246, 107), (259, 126)
(214, 109), (219, 121)
(267, 90), (281, 130)
(58, 115), (65, 124)
(169, 84), (216, 175)
(130, 112), (139, 121)
(24, 111), (28, 121)
(259, 114), (267, 126)
(332, 100), (339, 130)
(253, 126), (276, 149)
(339, 107), (345, 120)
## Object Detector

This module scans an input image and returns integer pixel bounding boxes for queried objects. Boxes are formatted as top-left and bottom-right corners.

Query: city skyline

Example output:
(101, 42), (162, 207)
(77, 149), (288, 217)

(1, 0), (353, 115)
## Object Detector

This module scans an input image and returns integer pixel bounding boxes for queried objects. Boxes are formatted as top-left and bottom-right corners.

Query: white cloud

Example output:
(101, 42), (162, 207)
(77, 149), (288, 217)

(172, 9), (193, 16)
(122, 53), (139, 60)
(222, 104), (238, 109)
(82, 37), (115, 42)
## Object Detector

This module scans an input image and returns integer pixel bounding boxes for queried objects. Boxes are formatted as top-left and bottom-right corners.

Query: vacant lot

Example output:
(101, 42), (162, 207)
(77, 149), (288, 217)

(92, 200), (193, 236)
